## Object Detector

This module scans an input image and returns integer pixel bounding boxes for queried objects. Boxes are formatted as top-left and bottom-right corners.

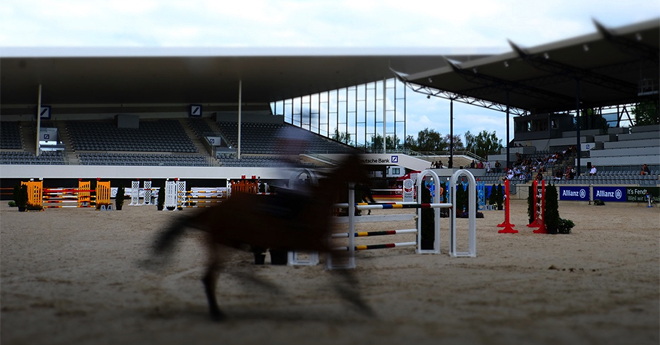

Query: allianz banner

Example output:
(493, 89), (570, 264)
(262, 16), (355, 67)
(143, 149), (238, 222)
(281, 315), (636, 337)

(593, 186), (627, 202)
(559, 186), (590, 201)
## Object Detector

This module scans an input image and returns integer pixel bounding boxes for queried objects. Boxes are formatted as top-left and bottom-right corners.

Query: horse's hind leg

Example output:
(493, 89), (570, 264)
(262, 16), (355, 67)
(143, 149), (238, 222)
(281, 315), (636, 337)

(202, 241), (225, 321)
(332, 268), (375, 317)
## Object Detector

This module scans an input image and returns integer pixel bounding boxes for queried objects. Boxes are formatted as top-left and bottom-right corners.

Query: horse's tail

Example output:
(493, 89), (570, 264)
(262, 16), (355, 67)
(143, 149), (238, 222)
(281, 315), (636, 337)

(140, 215), (192, 271)
(153, 215), (192, 255)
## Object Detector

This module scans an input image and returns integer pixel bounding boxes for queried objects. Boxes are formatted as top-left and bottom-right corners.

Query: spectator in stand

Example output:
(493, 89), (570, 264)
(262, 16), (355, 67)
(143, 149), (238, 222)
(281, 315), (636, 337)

(439, 161), (444, 169)
(535, 171), (544, 182)
(513, 166), (521, 179)
(477, 161), (484, 169)
(495, 160), (501, 174)
(589, 165), (597, 176)
(470, 160), (476, 169)
(641, 164), (651, 175)
(485, 160), (491, 173)
(506, 168), (514, 180)
(555, 169), (563, 180)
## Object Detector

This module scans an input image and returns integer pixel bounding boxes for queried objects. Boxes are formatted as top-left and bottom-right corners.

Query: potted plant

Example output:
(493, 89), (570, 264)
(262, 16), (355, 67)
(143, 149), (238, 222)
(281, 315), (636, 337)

(115, 184), (125, 210)
(157, 183), (166, 211)
(496, 184), (504, 210)
(15, 183), (28, 212)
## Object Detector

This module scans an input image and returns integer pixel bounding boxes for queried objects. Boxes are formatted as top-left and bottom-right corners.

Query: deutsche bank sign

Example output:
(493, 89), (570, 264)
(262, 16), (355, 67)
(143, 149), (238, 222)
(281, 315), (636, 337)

(559, 187), (590, 201)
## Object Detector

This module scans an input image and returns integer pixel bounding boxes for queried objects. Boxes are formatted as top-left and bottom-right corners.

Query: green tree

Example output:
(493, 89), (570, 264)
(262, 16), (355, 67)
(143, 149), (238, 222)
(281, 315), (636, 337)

(464, 130), (503, 159)
(631, 100), (660, 126)
(417, 128), (446, 152)
(386, 135), (401, 151)
(331, 128), (353, 145)
(368, 134), (401, 151)
(444, 134), (464, 150)
(404, 135), (418, 151)
(578, 108), (608, 131)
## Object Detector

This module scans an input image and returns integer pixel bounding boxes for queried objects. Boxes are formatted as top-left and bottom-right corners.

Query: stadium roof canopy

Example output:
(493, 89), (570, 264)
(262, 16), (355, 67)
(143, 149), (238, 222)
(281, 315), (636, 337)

(1, 19), (657, 116)
(0, 47), (492, 106)
(394, 19), (659, 115)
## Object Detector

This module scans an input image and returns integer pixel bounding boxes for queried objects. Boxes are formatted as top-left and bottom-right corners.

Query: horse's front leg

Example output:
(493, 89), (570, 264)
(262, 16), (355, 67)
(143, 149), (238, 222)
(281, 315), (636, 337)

(202, 240), (225, 321)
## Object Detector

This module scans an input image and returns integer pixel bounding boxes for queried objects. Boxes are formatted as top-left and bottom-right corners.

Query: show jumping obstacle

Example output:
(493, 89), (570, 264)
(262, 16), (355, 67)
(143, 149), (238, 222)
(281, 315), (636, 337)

(497, 179), (518, 234)
(129, 180), (155, 206)
(21, 179), (111, 210)
(163, 179), (229, 210)
(528, 180), (547, 234)
(477, 181), (486, 210)
(322, 169), (477, 269)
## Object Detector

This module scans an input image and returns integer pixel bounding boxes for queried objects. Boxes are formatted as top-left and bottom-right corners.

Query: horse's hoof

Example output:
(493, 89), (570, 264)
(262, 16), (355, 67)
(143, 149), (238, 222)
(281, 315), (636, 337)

(210, 310), (226, 322)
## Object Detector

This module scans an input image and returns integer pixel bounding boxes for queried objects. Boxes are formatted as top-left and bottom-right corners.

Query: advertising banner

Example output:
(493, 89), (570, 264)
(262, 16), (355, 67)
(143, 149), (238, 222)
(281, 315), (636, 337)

(559, 186), (590, 201)
(593, 186), (627, 202)
(626, 187), (660, 202)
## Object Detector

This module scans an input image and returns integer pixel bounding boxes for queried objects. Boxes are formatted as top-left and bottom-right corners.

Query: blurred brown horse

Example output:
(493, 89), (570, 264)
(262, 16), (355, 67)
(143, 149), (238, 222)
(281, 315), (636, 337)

(146, 154), (373, 321)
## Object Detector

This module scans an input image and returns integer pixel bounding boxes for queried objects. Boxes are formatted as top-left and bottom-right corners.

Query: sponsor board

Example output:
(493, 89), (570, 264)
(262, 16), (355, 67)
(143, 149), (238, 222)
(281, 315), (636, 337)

(626, 187), (660, 202)
(559, 186), (590, 201)
(593, 186), (626, 202)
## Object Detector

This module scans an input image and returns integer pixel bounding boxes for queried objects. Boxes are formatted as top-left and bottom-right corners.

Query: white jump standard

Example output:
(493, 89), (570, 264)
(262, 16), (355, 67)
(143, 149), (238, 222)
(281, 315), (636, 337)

(323, 169), (477, 269)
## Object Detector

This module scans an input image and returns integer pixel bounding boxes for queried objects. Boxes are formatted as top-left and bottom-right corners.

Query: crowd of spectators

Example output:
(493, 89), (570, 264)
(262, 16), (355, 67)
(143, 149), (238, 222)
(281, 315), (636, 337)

(430, 145), (579, 182)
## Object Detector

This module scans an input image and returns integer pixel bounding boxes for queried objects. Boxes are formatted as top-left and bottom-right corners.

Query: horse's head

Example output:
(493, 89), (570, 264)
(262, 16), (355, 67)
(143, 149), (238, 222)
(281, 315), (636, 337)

(329, 153), (370, 187)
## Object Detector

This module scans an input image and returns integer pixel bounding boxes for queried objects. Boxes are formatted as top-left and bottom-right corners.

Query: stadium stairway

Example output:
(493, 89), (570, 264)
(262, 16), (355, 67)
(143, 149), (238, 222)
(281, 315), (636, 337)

(178, 118), (220, 166)
(20, 122), (36, 153)
(54, 121), (77, 164)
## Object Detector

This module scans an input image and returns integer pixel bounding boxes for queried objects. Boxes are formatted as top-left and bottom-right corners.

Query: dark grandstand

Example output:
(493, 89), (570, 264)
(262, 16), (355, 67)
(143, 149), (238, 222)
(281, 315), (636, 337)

(1, 19), (658, 193)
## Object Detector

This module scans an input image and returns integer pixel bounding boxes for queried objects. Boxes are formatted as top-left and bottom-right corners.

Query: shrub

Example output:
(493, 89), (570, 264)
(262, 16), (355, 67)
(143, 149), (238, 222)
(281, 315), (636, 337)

(115, 184), (125, 209)
(496, 183), (504, 210)
(527, 184), (535, 224)
(558, 218), (575, 234)
(420, 185), (435, 249)
(456, 183), (467, 212)
(489, 184), (497, 205)
(157, 183), (166, 210)
(16, 184), (28, 211)
(544, 184), (559, 234)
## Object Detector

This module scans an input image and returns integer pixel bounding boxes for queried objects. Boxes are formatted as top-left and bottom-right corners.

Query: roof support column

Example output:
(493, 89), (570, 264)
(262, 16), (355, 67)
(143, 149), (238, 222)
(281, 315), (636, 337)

(383, 77), (387, 154)
(506, 90), (510, 171)
(575, 79), (581, 176)
(35, 84), (42, 157)
(237, 79), (242, 160)
(449, 98), (454, 169)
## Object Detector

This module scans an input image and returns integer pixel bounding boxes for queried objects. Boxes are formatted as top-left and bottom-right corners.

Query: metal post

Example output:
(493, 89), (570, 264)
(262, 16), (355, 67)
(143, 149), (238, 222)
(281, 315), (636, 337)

(383, 77), (387, 154)
(449, 99), (454, 168)
(237, 80), (242, 160)
(506, 90), (510, 171)
(575, 78), (581, 176)
(35, 84), (42, 157)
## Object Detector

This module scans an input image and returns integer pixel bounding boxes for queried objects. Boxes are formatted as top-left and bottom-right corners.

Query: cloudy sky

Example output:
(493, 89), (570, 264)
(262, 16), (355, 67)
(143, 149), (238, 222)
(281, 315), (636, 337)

(1, 0), (658, 147)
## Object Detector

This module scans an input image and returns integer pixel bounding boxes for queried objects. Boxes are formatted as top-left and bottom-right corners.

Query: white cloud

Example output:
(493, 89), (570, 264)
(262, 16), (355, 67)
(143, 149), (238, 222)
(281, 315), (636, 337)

(2, 0), (658, 47)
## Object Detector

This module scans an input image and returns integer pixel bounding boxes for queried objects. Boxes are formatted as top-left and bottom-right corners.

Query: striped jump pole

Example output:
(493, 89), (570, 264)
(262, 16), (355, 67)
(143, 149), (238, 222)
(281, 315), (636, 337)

(497, 179), (518, 234)
(334, 242), (417, 251)
(531, 180), (547, 234)
(332, 228), (417, 238)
